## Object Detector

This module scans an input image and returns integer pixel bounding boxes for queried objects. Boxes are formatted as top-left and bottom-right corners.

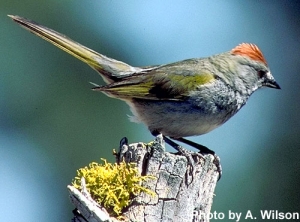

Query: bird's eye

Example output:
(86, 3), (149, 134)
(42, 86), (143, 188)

(257, 70), (266, 78)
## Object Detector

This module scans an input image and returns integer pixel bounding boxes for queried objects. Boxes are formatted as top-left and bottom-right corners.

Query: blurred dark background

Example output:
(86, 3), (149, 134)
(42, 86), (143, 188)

(1, 1), (300, 221)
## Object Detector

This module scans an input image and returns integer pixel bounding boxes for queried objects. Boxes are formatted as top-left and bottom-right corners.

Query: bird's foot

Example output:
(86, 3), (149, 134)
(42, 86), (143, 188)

(161, 135), (201, 185)
(163, 136), (222, 181)
(174, 137), (222, 181)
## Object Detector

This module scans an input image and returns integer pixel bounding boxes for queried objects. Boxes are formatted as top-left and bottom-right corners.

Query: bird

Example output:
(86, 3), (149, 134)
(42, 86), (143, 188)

(9, 15), (280, 157)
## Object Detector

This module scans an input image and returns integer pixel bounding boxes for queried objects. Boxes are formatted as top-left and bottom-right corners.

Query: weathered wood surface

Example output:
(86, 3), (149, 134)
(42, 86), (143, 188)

(69, 136), (219, 222)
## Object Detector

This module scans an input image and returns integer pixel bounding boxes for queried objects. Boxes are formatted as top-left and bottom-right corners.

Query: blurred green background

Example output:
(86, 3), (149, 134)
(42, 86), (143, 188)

(1, 1), (300, 221)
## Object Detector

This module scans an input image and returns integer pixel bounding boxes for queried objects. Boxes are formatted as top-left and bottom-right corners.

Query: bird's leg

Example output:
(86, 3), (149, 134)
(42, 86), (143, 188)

(162, 135), (196, 184)
(174, 137), (222, 180)
(174, 137), (215, 154)
(151, 131), (221, 181)
(151, 131), (196, 183)
(162, 136), (197, 161)
(151, 131), (194, 157)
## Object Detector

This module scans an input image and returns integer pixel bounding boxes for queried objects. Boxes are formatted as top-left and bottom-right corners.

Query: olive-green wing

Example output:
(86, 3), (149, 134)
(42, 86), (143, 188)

(94, 62), (216, 100)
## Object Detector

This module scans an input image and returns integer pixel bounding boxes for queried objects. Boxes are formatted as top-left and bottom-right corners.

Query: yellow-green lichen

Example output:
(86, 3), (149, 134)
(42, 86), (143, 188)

(72, 159), (155, 216)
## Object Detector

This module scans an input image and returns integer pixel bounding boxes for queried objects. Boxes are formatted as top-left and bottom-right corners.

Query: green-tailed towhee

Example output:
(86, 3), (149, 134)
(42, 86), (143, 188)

(9, 15), (280, 155)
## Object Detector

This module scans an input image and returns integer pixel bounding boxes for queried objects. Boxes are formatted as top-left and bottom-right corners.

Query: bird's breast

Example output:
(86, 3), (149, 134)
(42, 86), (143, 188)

(126, 79), (249, 138)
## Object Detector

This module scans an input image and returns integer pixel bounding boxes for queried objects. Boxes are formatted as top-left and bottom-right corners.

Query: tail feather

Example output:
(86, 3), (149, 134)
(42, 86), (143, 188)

(8, 15), (142, 83)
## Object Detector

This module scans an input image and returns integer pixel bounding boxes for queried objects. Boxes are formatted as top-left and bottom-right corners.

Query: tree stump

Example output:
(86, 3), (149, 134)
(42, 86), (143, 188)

(68, 135), (219, 222)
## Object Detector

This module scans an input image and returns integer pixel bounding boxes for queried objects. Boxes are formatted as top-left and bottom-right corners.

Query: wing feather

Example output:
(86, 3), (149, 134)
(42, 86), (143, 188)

(94, 59), (215, 100)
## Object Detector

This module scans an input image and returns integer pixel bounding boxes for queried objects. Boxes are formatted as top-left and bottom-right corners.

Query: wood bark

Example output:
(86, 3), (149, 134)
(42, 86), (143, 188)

(68, 135), (219, 222)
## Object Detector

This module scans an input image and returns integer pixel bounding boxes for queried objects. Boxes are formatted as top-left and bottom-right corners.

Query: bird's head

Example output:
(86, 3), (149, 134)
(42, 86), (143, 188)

(230, 43), (280, 93)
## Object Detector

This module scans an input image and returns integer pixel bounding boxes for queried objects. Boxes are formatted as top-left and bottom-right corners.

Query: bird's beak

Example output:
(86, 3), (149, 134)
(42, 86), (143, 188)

(264, 71), (281, 89)
(267, 80), (281, 89)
